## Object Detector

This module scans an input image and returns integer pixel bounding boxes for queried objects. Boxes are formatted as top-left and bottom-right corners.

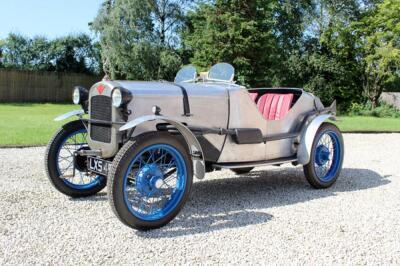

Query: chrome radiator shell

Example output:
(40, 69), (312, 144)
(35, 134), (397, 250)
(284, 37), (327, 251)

(87, 81), (124, 158)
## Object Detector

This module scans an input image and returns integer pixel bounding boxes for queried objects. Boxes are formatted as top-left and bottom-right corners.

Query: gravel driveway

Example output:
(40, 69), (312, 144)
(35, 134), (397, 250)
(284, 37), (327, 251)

(1, 134), (400, 265)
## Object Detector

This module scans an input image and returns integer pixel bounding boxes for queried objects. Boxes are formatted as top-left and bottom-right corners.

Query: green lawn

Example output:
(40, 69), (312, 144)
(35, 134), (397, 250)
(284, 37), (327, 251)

(0, 103), (399, 146)
(334, 116), (400, 132)
(0, 103), (76, 146)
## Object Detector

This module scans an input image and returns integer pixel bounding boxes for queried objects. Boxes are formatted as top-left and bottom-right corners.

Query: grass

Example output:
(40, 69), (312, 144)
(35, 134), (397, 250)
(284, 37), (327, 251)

(334, 116), (400, 132)
(0, 103), (399, 146)
(0, 103), (76, 146)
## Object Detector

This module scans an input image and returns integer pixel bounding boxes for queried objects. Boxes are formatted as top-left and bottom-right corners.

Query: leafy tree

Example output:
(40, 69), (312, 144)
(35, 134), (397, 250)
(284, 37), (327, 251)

(273, 0), (313, 52)
(271, 0), (314, 86)
(286, 25), (365, 108)
(1, 33), (32, 69)
(182, 0), (280, 86)
(182, 0), (369, 110)
(355, 0), (400, 107)
(29, 36), (52, 71)
(148, 0), (192, 46)
(49, 34), (101, 74)
(2, 33), (55, 71)
(0, 33), (101, 74)
(91, 0), (190, 80)
(284, 0), (372, 109)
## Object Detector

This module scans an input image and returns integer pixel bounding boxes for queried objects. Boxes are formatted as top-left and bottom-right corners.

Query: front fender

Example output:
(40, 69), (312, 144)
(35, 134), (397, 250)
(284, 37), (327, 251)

(54, 109), (84, 121)
(119, 115), (206, 179)
(297, 114), (334, 165)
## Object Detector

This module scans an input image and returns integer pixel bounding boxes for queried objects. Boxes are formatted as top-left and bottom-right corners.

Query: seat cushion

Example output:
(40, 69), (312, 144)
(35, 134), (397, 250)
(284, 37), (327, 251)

(256, 93), (293, 120)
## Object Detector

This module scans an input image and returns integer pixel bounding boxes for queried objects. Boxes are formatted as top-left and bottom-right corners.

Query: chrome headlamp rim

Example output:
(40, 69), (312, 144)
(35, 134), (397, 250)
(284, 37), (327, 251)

(112, 87), (132, 108)
(72, 86), (89, 105)
(72, 88), (80, 105)
(112, 88), (123, 107)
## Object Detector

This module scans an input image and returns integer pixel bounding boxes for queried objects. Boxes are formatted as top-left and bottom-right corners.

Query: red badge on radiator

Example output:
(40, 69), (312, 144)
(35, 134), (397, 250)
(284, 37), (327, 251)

(97, 85), (105, 95)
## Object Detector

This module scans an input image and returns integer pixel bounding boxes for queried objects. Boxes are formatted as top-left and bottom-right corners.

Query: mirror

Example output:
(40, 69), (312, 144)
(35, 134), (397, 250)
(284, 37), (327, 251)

(208, 63), (235, 82)
(174, 65), (197, 83)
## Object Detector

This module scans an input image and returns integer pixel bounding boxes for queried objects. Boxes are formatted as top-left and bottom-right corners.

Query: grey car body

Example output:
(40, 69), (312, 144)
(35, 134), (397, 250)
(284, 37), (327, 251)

(58, 64), (335, 180)
(49, 63), (342, 230)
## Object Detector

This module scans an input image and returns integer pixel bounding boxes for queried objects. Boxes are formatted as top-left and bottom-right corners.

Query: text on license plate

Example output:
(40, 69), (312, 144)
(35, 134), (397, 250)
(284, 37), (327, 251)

(87, 157), (110, 176)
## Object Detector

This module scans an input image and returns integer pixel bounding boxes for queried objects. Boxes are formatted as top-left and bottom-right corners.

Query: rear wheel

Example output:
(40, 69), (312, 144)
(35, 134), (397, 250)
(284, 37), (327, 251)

(303, 123), (344, 189)
(230, 167), (254, 175)
(45, 120), (106, 197)
(108, 132), (193, 230)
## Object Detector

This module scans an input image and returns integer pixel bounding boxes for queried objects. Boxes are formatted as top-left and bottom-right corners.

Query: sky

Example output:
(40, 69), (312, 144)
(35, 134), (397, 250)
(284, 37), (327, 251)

(0, 0), (104, 39)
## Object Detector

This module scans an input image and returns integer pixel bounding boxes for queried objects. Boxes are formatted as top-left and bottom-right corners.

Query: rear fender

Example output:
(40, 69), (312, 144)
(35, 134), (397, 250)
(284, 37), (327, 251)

(297, 114), (334, 165)
(119, 115), (206, 179)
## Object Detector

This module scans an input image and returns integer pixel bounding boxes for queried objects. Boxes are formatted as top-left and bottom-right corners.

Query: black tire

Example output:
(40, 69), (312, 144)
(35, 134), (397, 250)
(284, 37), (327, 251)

(107, 132), (193, 230)
(44, 120), (107, 197)
(303, 123), (344, 189)
(230, 167), (254, 175)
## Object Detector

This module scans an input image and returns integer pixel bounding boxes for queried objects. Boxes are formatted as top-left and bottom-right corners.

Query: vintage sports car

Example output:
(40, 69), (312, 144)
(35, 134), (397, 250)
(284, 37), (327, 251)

(45, 63), (344, 230)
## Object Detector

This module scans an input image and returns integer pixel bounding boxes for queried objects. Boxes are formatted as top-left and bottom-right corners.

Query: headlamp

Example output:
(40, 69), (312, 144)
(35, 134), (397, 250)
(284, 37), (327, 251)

(72, 86), (88, 105)
(112, 87), (132, 108)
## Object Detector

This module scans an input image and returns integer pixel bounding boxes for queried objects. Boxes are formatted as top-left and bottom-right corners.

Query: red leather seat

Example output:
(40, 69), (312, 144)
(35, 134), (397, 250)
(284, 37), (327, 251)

(250, 92), (293, 120)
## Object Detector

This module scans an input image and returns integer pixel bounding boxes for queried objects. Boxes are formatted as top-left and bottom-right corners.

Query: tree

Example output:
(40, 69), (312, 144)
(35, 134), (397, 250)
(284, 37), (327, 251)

(273, 0), (313, 52)
(0, 33), (101, 74)
(355, 0), (400, 107)
(148, 0), (191, 46)
(270, 0), (314, 86)
(1, 33), (32, 69)
(49, 34), (101, 74)
(286, 22), (365, 108)
(29, 36), (52, 71)
(182, 0), (370, 109)
(1, 33), (55, 71)
(283, 0), (373, 109)
(182, 0), (280, 86)
(91, 0), (190, 80)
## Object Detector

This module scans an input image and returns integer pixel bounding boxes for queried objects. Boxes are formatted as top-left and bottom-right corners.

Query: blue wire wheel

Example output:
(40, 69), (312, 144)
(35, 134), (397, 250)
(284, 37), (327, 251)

(313, 130), (342, 182)
(56, 129), (103, 190)
(122, 144), (188, 221)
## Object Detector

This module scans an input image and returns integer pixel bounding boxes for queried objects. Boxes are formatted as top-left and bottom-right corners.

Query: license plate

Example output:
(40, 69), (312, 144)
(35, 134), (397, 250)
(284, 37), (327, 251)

(87, 157), (110, 176)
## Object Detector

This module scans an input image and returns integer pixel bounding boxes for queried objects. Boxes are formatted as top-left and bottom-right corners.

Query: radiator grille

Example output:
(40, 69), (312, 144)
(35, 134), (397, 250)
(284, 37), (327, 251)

(90, 95), (112, 143)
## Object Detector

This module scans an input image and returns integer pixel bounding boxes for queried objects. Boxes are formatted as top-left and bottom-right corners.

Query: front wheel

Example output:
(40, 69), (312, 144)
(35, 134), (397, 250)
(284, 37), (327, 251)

(45, 120), (107, 197)
(107, 132), (193, 230)
(303, 123), (344, 189)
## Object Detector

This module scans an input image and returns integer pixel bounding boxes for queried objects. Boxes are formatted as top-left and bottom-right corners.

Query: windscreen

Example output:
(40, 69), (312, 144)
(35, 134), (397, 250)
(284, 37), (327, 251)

(174, 65), (197, 83)
(208, 63), (235, 82)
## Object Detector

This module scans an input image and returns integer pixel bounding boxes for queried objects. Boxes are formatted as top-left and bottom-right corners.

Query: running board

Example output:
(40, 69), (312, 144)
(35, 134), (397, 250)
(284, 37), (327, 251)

(213, 156), (298, 169)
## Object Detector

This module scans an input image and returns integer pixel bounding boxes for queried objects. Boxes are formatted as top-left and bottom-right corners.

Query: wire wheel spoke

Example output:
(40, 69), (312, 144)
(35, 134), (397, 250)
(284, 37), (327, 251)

(57, 129), (100, 188)
(314, 130), (341, 182)
(123, 144), (187, 220)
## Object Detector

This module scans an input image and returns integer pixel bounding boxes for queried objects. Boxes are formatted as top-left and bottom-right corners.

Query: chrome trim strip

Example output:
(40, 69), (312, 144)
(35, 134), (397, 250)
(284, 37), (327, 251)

(213, 156), (297, 169)
(264, 132), (300, 142)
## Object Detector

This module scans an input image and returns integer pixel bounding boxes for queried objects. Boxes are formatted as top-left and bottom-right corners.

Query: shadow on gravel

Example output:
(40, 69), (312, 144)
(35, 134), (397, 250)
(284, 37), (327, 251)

(138, 167), (388, 238)
(70, 192), (108, 202)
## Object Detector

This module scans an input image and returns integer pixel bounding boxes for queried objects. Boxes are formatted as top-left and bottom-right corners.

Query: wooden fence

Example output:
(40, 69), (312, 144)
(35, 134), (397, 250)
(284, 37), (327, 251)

(0, 69), (101, 103)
